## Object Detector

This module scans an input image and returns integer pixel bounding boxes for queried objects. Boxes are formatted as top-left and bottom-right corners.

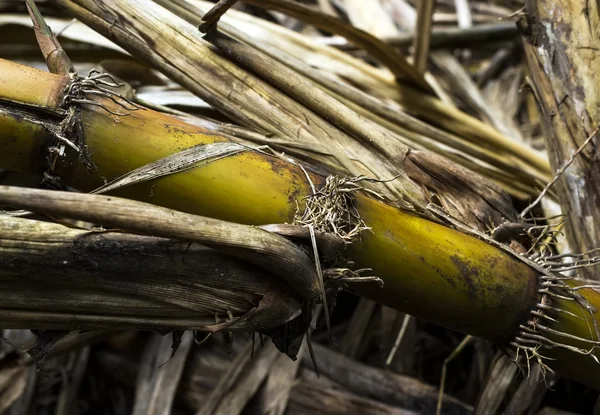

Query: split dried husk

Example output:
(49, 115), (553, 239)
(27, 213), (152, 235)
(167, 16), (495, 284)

(522, 0), (600, 280)
(0, 215), (302, 332)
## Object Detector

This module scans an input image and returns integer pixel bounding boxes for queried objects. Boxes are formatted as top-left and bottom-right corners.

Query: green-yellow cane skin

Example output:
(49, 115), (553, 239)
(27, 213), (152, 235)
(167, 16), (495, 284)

(540, 284), (600, 391)
(57, 102), (323, 226)
(0, 111), (48, 173)
(0, 59), (68, 174)
(0, 59), (68, 108)
(349, 195), (538, 342)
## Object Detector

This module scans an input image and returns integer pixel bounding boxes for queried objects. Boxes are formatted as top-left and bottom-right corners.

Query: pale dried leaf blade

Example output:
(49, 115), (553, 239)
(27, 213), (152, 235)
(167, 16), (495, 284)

(92, 142), (254, 194)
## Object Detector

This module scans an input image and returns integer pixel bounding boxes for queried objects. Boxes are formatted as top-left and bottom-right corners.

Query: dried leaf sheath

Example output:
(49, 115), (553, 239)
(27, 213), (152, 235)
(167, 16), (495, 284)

(522, 0), (600, 280)
(0, 215), (302, 331)
(0, 187), (321, 301)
